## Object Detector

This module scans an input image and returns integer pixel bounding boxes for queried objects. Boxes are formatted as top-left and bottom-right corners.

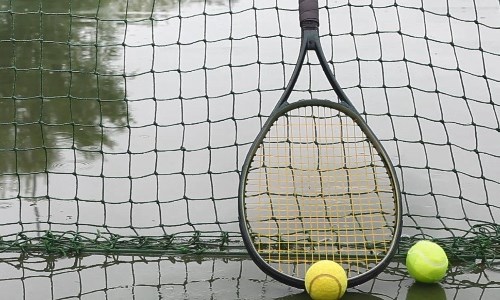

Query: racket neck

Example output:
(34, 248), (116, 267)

(302, 29), (320, 51)
(301, 30), (357, 109)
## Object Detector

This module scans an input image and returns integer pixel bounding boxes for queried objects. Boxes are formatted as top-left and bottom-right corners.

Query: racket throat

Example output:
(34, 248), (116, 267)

(302, 29), (320, 51)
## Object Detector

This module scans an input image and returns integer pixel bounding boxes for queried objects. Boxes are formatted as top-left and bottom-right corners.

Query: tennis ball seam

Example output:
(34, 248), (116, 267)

(308, 274), (342, 300)
(412, 248), (448, 268)
(408, 244), (448, 269)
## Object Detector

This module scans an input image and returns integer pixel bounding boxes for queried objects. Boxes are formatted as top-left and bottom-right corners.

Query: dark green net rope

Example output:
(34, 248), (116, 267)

(1, 222), (499, 269)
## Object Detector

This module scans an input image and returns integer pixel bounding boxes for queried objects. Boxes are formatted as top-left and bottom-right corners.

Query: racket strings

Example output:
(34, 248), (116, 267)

(244, 105), (396, 279)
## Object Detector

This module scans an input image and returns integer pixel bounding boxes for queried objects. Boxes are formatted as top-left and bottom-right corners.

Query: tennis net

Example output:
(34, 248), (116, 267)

(0, 0), (499, 266)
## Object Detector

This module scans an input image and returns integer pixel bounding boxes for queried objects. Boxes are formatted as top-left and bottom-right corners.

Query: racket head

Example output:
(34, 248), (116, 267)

(238, 99), (402, 288)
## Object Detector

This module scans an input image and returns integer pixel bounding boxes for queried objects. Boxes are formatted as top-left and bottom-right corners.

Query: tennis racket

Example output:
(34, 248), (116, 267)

(238, 0), (402, 289)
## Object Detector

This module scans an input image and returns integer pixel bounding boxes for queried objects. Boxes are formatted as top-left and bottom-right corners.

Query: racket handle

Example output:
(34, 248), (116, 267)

(299, 0), (319, 29)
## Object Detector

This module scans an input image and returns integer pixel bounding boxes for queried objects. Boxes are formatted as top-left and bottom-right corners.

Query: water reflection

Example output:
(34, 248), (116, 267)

(0, 1), (128, 197)
(0, 0), (240, 235)
(406, 282), (447, 300)
(274, 291), (385, 300)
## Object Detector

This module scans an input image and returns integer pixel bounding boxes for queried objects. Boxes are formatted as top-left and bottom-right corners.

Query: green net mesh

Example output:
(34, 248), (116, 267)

(0, 0), (499, 266)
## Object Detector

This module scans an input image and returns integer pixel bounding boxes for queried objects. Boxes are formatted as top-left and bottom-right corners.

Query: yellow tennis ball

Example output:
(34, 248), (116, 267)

(305, 260), (347, 300)
(406, 240), (448, 283)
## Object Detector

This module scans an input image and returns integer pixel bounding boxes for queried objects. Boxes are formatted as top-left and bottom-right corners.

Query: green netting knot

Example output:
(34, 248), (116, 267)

(219, 232), (230, 249)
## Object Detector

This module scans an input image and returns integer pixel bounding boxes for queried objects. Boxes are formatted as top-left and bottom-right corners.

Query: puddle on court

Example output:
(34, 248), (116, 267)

(0, 0), (500, 299)
(0, 253), (498, 300)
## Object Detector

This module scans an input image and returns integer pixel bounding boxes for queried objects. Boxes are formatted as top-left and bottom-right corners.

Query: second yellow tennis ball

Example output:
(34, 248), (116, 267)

(305, 260), (347, 300)
(406, 240), (448, 283)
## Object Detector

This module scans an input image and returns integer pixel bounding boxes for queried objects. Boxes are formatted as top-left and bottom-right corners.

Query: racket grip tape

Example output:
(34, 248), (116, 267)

(299, 0), (319, 29)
